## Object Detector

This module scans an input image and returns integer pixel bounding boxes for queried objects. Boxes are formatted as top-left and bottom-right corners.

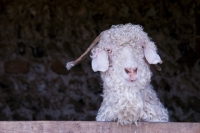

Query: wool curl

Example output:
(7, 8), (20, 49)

(92, 23), (169, 125)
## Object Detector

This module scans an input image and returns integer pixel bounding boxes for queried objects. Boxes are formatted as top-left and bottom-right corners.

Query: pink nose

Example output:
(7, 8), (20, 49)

(124, 67), (138, 81)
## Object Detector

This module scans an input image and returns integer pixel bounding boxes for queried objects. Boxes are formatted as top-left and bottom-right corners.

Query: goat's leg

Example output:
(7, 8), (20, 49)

(141, 103), (169, 122)
(96, 104), (117, 122)
(141, 87), (169, 122)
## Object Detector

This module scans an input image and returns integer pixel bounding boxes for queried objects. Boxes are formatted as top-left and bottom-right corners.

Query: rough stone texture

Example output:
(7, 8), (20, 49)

(5, 60), (29, 74)
(50, 60), (69, 75)
(0, 0), (199, 122)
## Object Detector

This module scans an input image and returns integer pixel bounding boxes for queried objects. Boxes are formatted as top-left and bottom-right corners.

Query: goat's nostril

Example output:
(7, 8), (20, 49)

(125, 68), (130, 74)
(134, 68), (137, 73)
(124, 68), (137, 74)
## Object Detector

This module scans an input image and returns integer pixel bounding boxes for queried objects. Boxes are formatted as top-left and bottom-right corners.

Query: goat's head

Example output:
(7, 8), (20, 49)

(66, 24), (162, 85)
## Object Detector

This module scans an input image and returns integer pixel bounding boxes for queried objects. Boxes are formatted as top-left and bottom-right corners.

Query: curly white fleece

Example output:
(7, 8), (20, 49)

(92, 23), (168, 125)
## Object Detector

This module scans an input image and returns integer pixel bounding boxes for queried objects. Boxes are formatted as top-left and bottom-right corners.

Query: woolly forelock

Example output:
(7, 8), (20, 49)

(98, 23), (157, 51)
(94, 23), (168, 124)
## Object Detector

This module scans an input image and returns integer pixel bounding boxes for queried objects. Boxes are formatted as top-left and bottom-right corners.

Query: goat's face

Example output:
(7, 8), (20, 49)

(91, 28), (162, 85)
(91, 43), (147, 84)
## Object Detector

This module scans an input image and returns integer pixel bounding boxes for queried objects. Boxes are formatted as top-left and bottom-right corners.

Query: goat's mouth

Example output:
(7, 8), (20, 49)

(126, 78), (137, 83)
(123, 78), (137, 86)
(130, 79), (137, 82)
(123, 76), (138, 83)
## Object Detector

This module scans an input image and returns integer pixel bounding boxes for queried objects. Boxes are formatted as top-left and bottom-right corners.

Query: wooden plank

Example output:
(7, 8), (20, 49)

(0, 121), (199, 133)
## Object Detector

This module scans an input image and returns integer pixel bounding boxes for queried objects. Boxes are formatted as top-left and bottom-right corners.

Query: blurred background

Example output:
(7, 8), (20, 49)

(0, 0), (199, 122)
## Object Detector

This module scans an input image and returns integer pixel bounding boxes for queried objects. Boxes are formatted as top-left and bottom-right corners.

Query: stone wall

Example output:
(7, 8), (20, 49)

(0, 0), (199, 121)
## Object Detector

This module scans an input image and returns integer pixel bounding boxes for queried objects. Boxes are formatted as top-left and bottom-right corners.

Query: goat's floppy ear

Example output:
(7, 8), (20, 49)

(144, 47), (162, 64)
(91, 49), (109, 72)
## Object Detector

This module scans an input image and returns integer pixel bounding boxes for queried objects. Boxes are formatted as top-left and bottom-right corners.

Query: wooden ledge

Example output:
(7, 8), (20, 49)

(0, 121), (199, 133)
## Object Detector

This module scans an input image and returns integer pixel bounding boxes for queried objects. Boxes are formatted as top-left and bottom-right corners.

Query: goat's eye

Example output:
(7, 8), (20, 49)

(106, 48), (112, 53)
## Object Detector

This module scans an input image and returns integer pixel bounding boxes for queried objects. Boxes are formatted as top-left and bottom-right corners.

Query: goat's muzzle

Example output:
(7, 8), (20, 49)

(124, 67), (138, 82)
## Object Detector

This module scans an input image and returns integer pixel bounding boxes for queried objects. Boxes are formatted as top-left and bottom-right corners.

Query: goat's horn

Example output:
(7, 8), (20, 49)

(66, 35), (101, 70)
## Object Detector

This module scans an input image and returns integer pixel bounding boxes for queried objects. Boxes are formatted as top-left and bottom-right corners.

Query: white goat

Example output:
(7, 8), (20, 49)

(67, 23), (169, 125)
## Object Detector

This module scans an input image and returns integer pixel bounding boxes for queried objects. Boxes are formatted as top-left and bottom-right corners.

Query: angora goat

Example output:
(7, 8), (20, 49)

(67, 23), (169, 125)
